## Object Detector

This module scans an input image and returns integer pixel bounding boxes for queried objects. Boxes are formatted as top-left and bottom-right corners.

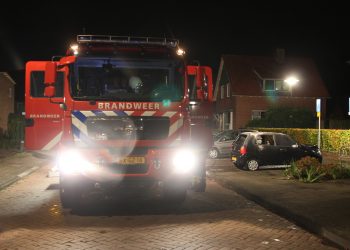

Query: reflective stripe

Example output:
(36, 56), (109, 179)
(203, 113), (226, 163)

(142, 111), (156, 116)
(71, 110), (183, 140)
(169, 118), (183, 136)
(41, 131), (63, 150)
(163, 111), (177, 118)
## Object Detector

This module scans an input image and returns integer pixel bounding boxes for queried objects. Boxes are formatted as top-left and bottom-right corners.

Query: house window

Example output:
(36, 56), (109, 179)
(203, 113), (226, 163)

(263, 79), (290, 93)
(251, 110), (266, 120)
(264, 80), (275, 91)
(220, 85), (224, 99)
(226, 83), (230, 98)
(8, 87), (12, 98)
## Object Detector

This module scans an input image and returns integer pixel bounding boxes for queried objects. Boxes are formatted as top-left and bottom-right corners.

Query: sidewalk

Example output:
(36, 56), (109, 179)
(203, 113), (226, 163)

(207, 153), (350, 249)
(0, 150), (50, 190)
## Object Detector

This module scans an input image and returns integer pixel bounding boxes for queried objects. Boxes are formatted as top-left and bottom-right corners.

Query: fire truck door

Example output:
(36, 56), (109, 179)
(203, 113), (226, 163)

(187, 66), (214, 151)
(25, 61), (64, 150)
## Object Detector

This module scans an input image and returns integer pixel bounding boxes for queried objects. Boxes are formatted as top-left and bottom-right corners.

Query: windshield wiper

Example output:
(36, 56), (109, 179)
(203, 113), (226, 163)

(73, 96), (122, 101)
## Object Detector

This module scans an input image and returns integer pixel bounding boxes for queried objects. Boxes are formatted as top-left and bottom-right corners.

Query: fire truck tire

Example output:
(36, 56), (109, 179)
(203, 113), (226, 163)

(193, 167), (207, 192)
(193, 177), (206, 192)
(60, 187), (81, 209)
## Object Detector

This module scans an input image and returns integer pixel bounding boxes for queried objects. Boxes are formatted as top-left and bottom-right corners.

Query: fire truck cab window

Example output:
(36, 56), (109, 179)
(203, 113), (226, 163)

(71, 58), (184, 102)
(30, 71), (64, 98)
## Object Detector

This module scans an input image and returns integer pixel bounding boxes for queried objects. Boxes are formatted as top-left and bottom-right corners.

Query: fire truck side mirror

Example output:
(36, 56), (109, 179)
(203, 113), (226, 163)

(44, 62), (57, 85)
(186, 65), (213, 102)
(44, 86), (56, 97)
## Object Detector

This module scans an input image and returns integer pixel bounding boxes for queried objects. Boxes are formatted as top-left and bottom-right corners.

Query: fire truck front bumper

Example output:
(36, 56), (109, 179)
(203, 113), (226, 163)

(57, 147), (201, 194)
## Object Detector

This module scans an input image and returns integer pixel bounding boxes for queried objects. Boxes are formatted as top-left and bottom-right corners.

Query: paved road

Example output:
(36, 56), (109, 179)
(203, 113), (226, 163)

(0, 162), (336, 249)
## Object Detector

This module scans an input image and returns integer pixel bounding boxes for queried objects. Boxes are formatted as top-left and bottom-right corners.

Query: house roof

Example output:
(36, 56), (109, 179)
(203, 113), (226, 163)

(0, 72), (16, 85)
(215, 55), (329, 98)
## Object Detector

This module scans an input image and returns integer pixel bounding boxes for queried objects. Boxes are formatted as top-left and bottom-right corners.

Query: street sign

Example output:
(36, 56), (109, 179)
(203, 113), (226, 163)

(316, 98), (321, 113)
(316, 98), (321, 149)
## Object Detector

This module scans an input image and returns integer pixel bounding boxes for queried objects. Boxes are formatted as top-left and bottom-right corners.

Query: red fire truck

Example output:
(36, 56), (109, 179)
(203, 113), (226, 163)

(25, 35), (213, 208)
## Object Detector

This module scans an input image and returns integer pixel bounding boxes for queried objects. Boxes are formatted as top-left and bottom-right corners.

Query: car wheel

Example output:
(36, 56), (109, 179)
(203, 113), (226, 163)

(208, 148), (219, 159)
(246, 159), (259, 171)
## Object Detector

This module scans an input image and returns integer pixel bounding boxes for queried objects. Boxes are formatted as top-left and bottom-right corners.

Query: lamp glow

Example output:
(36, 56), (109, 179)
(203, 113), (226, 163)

(58, 150), (95, 174)
(284, 76), (299, 86)
(172, 149), (197, 173)
(176, 47), (185, 56)
(70, 44), (79, 55)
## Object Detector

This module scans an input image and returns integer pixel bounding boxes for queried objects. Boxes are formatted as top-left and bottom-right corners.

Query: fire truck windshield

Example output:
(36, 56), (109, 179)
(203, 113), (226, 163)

(69, 58), (184, 102)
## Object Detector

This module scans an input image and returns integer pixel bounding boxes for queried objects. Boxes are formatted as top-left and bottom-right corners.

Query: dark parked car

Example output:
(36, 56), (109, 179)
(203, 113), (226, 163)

(231, 132), (322, 171)
(209, 129), (257, 159)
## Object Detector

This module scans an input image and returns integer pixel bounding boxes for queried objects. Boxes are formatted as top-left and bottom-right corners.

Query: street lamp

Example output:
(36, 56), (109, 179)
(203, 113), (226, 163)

(284, 76), (299, 96)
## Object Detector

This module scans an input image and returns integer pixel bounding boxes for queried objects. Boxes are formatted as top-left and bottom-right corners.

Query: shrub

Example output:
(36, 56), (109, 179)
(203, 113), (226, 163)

(285, 156), (350, 182)
(322, 164), (350, 180)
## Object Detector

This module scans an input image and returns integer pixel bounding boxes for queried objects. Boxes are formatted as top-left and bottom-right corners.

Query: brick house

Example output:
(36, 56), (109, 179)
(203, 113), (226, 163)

(213, 53), (329, 130)
(0, 72), (15, 133)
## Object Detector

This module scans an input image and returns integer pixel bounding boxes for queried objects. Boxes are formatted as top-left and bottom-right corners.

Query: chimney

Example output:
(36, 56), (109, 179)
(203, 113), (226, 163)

(274, 48), (285, 64)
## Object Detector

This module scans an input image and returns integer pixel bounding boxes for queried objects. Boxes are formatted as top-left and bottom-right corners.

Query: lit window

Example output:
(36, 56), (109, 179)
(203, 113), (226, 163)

(251, 110), (266, 120)
(263, 79), (290, 92)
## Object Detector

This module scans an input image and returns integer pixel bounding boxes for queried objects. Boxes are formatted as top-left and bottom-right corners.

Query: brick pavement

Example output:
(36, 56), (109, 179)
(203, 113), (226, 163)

(0, 162), (336, 249)
(0, 151), (49, 190)
(207, 158), (350, 249)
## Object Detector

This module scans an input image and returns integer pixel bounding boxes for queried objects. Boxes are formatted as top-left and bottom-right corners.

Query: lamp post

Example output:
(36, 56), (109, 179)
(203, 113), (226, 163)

(284, 76), (299, 96)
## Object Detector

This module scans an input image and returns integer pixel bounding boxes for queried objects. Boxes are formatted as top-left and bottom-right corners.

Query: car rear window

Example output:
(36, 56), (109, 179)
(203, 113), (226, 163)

(233, 134), (247, 150)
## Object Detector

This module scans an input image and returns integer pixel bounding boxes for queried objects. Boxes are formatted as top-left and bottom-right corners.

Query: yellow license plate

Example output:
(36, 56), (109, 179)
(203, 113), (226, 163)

(118, 157), (145, 164)
(231, 156), (237, 161)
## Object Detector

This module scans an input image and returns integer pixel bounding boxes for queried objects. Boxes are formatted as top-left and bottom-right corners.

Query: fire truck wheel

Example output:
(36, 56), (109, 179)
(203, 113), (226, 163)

(193, 166), (206, 192)
(193, 177), (206, 192)
(60, 187), (81, 209)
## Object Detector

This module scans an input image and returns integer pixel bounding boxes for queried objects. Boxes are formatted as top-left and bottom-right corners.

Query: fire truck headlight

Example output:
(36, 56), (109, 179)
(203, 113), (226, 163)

(172, 149), (197, 174)
(58, 150), (95, 175)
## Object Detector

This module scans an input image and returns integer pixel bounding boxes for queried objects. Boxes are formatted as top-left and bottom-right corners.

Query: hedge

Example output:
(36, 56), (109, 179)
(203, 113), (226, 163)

(254, 128), (350, 153)
(0, 113), (25, 149)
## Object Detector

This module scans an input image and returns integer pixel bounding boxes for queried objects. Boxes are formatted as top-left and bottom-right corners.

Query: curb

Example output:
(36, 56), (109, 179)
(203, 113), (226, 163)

(30, 151), (56, 160)
(208, 172), (350, 249)
(0, 166), (40, 191)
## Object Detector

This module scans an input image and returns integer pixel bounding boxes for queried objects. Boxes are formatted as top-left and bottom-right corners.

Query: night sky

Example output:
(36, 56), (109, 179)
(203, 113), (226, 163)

(1, 2), (349, 117)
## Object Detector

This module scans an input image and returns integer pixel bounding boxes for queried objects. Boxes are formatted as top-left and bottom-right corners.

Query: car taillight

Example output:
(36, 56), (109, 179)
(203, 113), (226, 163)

(240, 146), (247, 155)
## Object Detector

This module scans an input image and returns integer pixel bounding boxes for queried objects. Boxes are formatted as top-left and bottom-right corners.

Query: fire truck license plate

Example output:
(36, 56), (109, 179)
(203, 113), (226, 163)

(118, 157), (145, 164)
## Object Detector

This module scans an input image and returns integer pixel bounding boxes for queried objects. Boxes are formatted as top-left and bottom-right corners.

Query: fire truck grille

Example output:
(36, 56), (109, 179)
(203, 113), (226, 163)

(85, 116), (170, 140)
(106, 164), (148, 174)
